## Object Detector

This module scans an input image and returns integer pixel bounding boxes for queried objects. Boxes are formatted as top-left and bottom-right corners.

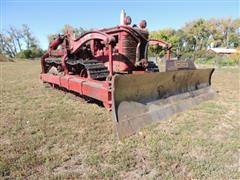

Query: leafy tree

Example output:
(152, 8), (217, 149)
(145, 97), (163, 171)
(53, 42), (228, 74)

(149, 28), (179, 58)
(0, 24), (43, 59)
(0, 32), (17, 57)
(149, 17), (240, 60)
(22, 24), (38, 49)
(48, 24), (87, 43)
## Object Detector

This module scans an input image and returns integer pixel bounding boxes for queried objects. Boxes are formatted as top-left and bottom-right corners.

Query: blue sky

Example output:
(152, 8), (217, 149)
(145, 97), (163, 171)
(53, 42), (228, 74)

(1, 0), (239, 49)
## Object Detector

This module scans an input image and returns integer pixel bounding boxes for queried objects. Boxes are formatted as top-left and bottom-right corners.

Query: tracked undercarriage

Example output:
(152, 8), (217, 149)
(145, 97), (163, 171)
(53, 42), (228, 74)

(41, 11), (215, 139)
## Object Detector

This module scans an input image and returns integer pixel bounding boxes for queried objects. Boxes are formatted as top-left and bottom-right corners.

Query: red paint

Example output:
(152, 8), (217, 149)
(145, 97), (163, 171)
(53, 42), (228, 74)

(41, 18), (173, 109)
(41, 74), (112, 108)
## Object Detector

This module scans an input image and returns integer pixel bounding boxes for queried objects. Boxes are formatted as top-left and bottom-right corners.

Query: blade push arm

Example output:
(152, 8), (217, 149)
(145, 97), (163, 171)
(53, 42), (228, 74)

(145, 39), (172, 60)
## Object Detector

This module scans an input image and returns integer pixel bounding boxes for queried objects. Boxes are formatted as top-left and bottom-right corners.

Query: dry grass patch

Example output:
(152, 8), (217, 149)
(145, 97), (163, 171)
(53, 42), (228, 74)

(0, 61), (239, 179)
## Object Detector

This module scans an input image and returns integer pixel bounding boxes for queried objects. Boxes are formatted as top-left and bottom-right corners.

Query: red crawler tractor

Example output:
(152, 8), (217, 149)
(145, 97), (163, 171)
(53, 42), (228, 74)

(41, 12), (215, 138)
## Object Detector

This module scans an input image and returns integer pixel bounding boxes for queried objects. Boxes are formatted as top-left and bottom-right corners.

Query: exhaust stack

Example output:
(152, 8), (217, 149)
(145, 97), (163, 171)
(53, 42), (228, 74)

(120, 9), (126, 25)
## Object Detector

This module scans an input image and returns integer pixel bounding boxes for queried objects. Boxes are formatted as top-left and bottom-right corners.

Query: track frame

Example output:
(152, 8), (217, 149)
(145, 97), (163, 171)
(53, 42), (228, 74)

(40, 73), (112, 109)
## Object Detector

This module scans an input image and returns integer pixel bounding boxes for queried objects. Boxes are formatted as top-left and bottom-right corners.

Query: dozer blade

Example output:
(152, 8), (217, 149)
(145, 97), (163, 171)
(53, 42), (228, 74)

(112, 68), (215, 139)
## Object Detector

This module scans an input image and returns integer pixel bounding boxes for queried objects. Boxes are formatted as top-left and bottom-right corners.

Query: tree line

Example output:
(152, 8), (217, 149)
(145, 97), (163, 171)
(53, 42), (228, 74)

(0, 24), (44, 59)
(47, 24), (87, 43)
(0, 17), (239, 60)
(149, 17), (240, 59)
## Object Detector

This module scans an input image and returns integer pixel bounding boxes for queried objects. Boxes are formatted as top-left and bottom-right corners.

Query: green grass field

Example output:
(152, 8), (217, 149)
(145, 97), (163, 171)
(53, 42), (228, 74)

(0, 60), (239, 179)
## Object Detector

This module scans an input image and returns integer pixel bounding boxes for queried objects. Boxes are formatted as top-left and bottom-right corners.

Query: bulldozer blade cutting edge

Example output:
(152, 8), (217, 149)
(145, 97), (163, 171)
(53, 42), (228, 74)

(112, 68), (215, 139)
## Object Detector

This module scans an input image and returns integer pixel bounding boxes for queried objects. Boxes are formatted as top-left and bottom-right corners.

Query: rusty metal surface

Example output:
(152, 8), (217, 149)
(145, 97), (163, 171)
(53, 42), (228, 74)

(166, 60), (196, 71)
(112, 68), (215, 139)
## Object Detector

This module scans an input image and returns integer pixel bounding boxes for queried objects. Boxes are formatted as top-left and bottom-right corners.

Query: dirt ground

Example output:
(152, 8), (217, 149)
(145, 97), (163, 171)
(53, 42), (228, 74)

(0, 55), (13, 62)
(0, 60), (239, 179)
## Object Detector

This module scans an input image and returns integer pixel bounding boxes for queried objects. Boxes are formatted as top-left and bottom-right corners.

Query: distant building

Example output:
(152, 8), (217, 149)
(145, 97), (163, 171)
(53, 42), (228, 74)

(207, 48), (237, 55)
